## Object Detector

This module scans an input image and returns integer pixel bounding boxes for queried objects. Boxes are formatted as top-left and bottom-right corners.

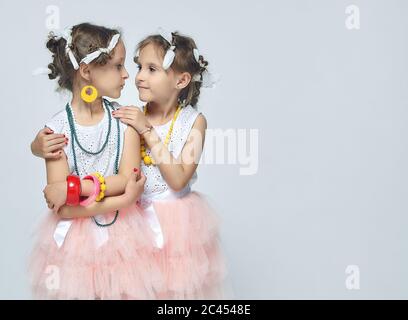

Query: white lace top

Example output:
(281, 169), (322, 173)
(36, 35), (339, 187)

(44, 99), (127, 178)
(140, 104), (202, 198)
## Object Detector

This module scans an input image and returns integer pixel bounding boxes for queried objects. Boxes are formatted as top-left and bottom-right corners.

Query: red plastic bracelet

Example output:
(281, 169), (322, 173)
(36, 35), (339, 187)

(66, 175), (81, 206)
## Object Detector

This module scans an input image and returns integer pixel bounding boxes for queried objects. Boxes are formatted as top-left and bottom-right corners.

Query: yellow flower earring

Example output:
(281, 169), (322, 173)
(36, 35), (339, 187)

(81, 85), (98, 103)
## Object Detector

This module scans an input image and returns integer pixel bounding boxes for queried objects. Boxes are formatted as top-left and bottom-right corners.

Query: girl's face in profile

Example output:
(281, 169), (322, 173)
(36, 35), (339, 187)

(86, 40), (129, 99)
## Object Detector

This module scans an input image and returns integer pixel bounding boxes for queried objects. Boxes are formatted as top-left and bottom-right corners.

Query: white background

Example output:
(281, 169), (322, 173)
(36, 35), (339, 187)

(0, 0), (407, 299)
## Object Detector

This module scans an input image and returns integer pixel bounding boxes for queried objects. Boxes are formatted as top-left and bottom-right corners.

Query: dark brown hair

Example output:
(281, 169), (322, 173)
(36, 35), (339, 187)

(46, 22), (120, 91)
(134, 31), (208, 107)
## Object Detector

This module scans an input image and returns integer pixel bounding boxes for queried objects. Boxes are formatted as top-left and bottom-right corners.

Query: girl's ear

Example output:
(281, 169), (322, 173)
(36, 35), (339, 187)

(176, 72), (192, 90)
(79, 63), (91, 82)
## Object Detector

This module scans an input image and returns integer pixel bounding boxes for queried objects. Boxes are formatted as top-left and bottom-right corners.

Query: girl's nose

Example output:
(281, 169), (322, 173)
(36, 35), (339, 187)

(123, 67), (129, 79)
(135, 72), (144, 83)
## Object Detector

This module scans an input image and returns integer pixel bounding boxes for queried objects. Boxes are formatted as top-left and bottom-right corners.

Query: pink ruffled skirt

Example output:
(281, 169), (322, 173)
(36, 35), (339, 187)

(29, 191), (230, 300)
(145, 191), (228, 299)
(29, 204), (161, 300)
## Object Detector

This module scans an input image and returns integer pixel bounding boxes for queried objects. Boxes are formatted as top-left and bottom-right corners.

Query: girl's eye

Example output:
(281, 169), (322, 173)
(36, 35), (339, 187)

(116, 64), (123, 70)
(135, 65), (155, 72)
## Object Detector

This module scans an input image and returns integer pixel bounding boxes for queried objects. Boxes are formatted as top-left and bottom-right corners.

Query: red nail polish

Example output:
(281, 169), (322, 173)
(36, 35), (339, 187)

(133, 168), (138, 172)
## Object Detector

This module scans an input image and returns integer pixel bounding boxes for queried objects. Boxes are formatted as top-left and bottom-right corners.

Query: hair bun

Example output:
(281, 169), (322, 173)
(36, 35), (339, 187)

(46, 36), (62, 54)
(47, 63), (58, 80)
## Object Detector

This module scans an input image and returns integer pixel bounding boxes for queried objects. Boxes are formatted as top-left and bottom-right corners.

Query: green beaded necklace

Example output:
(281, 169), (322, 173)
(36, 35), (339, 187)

(66, 98), (120, 227)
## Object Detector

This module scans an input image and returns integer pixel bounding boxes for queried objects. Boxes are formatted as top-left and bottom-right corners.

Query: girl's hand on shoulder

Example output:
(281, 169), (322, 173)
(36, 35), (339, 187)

(112, 106), (150, 134)
(43, 181), (67, 214)
(32, 127), (67, 160)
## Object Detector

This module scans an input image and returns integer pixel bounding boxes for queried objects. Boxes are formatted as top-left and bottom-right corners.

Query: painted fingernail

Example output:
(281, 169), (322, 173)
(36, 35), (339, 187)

(133, 168), (138, 172)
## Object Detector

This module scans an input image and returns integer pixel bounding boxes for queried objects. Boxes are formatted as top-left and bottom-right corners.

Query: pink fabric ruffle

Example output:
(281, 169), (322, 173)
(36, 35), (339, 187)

(149, 191), (228, 299)
(29, 192), (229, 300)
(29, 204), (162, 300)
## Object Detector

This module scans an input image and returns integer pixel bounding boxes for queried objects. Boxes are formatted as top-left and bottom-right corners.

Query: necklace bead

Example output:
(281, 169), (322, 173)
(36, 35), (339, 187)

(65, 98), (120, 227)
(141, 104), (182, 166)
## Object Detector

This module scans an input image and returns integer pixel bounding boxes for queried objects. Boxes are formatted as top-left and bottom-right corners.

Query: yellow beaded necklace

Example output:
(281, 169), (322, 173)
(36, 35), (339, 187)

(141, 104), (182, 166)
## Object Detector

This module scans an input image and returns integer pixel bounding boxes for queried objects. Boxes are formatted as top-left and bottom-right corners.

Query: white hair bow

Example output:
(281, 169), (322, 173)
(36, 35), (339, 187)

(32, 67), (52, 76)
(192, 70), (220, 88)
(191, 48), (220, 88)
(80, 33), (121, 65)
(193, 48), (206, 68)
(33, 28), (79, 75)
(132, 28), (220, 88)
(51, 27), (79, 70)
(157, 27), (176, 70)
(134, 28), (175, 69)
(34, 29), (121, 76)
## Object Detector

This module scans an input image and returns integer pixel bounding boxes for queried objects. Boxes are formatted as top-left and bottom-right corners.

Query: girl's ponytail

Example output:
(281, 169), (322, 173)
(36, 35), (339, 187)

(46, 34), (71, 84)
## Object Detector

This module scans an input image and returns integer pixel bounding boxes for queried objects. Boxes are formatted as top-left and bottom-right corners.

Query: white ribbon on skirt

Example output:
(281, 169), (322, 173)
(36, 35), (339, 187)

(53, 214), (109, 249)
(52, 186), (191, 249)
(139, 186), (191, 249)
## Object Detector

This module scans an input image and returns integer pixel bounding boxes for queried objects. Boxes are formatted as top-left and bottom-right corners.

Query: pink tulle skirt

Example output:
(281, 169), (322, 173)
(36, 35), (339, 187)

(147, 191), (228, 299)
(29, 191), (229, 300)
(29, 204), (161, 300)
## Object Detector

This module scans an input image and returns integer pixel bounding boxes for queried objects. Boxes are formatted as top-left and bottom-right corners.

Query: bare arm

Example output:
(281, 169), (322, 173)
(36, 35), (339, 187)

(52, 127), (144, 218)
(57, 191), (135, 219)
(45, 150), (70, 184)
(142, 114), (207, 191)
(44, 152), (131, 218)
(43, 125), (141, 198)
(81, 125), (141, 196)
